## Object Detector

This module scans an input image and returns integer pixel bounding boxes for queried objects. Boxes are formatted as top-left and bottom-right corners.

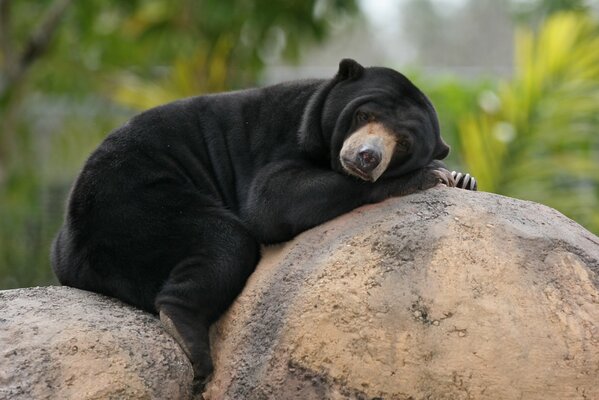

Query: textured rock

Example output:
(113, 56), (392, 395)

(2, 188), (598, 400)
(0, 286), (193, 400)
(205, 187), (599, 400)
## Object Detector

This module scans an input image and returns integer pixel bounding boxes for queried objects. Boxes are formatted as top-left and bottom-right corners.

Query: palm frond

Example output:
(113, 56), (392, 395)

(458, 12), (599, 233)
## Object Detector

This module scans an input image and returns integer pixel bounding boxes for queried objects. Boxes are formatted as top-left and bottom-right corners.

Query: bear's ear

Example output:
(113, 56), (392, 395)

(434, 138), (450, 160)
(336, 58), (364, 81)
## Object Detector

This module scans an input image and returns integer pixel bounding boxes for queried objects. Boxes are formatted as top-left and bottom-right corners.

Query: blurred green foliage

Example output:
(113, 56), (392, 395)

(0, 1), (598, 289)
(456, 12), (599, 232)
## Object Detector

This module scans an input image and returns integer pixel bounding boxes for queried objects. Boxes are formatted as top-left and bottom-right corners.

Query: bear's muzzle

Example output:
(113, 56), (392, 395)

(340, 122), (397, 182)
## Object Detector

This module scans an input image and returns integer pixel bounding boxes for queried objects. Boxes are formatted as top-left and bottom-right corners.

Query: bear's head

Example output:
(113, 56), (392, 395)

(299, 58), (449, 182)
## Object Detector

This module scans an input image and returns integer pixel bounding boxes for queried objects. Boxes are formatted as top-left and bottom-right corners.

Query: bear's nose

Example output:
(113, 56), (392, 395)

(357, 146), (382, 173)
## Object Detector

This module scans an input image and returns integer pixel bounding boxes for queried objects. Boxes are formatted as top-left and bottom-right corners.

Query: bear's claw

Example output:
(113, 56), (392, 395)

(432, 168), (456, 188)
(451, 171), (477, 191)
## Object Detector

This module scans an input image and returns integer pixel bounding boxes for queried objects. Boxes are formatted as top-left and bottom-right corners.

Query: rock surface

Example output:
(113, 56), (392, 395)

(0, 286), (193, 399)
(205, 187), (599, 400)
(2, 188), (598, 400)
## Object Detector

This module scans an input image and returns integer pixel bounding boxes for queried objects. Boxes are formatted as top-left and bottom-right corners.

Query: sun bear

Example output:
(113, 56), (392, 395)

(51, 59), (476, 388)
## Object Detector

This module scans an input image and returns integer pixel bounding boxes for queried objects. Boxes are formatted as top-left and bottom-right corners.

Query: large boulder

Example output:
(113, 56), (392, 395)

(205, 187), (599, 400)
(0, 286), (193, 399)
(2, 188), (598, 400)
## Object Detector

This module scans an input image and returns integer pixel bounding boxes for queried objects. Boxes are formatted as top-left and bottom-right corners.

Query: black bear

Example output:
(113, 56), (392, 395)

(51, 59), (475, 386)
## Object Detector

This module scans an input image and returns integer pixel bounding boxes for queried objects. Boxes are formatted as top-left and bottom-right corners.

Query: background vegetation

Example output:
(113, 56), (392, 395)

(1, 0), (598, 288)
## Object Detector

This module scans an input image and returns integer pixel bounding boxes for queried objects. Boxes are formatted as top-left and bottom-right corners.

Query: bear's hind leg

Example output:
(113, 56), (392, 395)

(155, 216), (260, 389)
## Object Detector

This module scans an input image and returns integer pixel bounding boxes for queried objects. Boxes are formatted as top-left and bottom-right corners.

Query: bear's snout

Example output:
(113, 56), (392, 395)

(357, 146), (382, 173)
(340, 123), (397, 182)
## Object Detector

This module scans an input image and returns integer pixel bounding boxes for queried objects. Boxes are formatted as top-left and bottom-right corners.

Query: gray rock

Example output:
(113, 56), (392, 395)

(2, 187), (598, 400)
(0, 286), (193, 400)
(205, 187), (599, 400)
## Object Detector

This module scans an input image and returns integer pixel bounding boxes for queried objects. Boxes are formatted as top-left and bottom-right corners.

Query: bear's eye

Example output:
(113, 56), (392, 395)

(356, 111), (372, 123)
(397, 139), (411, 152)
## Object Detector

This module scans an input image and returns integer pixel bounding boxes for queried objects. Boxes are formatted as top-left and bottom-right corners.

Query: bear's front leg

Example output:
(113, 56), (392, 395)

(242, 160), (474, 245)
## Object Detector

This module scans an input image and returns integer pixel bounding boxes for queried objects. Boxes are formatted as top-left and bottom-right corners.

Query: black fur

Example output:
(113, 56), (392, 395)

(51, 59), (457, 385)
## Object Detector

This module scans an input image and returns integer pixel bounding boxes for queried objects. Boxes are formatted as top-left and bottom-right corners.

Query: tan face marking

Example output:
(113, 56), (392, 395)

(339, 122), (397, 182)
